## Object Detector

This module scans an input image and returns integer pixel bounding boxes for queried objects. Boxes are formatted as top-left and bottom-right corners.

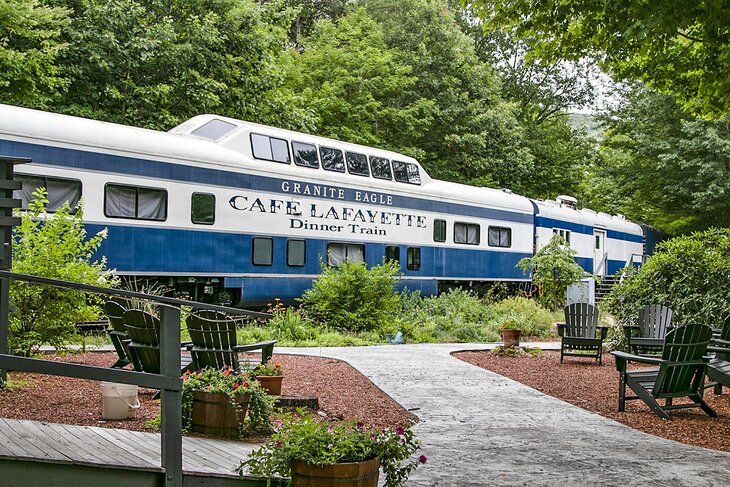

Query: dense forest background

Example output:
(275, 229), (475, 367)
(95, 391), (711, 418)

(2, 0), (728, 235)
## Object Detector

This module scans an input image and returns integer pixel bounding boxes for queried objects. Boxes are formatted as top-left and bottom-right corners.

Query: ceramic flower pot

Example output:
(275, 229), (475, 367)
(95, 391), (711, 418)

(256, 375), (283, 395)
(191, 390), (249, 437)
(291, 457), (380, 487)
(502, 329), (521, 348)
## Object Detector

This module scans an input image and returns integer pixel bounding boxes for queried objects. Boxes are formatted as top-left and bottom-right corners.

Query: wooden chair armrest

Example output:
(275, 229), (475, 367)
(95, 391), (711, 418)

(556, 323), (566, 337)
(232, 340), (277, 353)
(180, 341), (193, 348)
(708, 345), (730, 354)
(622, 325), (639, 340)
(611, 351), (664, 372)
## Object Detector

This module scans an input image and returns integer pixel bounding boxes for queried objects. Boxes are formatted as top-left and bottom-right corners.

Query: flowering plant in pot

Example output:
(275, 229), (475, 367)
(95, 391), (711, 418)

(498, 318), (521, 348)
(251, 360), (284, 395)
(181, 366), (274, 437)
(238, 412), (426, 487)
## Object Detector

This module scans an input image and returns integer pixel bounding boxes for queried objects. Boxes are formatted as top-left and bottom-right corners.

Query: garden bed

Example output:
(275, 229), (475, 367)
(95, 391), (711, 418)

(455, 350), (730, 452)
(0, 352), (416, 437)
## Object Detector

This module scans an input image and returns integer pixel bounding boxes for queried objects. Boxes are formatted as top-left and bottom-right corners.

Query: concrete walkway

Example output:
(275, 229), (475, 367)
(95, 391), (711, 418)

(279, 343), (730, 487)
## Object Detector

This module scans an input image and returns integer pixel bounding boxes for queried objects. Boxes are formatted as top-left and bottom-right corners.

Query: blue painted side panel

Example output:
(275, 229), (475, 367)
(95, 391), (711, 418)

(242, 278), (313, 304)
(574, 256), (592, 273)
(90, 224), (531, 280)
(535, 216), (642, 242)
(0, 140), (533, 224)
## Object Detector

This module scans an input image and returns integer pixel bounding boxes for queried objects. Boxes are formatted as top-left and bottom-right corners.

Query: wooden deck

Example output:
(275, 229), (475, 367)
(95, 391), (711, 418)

(0, 418), (278, 486)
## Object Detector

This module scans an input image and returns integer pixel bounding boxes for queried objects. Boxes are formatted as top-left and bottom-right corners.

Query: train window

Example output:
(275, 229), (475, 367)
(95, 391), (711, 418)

(251, 133), (290, 163)
(370, 157), (392, 180)
(385, 245), (400, 264)
(320, 147), (345, 172)
(552, 228), (571, 244)
(346, 152), (369, 177)
(287, 239), (306, 267)
(191, 119), (237, 140)
(327, 242), (365, 266)
(252, 237), (273, 266)
(433, 219), (446, 242)
(407, 247), (421, 270)
(292, 142), (319, 168)
(105, 184), (167, 221)
(488, 226), (511, 248)
(454, 222), (480, 245)
(191, 193), (215, 225)
(393, 161), (421, 185)
(15, 175), (81, 212)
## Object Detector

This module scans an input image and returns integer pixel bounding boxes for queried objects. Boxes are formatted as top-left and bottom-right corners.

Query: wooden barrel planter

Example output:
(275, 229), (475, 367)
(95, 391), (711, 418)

(502, 329), (521, 348)
(256, 375), (283, 395)
(291, 457), (380, 487)
(191, 391), (249, 437)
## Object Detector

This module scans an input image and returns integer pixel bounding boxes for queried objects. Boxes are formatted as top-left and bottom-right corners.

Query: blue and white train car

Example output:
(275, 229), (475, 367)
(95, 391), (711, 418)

(532, 196), (644, 276)
(0, 104), (539, 305)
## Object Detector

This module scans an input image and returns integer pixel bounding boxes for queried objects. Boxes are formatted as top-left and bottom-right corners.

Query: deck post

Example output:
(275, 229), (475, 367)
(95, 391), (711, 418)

(0, 156), (26, 386)
(160, 305), (183, 486)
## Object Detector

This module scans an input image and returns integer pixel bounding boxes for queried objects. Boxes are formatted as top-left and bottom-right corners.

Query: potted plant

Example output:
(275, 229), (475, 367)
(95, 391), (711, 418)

(239, 412), (426, 487)
(499, 319), (521, 348)
(252, 360), (284, 395)
(181, 366), (274, 437)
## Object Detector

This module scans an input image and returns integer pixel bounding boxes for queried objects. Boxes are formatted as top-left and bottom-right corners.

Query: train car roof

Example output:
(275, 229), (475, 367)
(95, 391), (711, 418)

(0, 104), (535, 216)
(533, 197), (643, 235)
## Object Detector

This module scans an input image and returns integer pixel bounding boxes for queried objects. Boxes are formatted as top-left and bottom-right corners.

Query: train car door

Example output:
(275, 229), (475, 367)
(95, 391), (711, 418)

(593, 229), (606, 275)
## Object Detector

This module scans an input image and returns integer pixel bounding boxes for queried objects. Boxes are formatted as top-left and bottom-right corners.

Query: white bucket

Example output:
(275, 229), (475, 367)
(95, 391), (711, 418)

(101, 381), (141, 420)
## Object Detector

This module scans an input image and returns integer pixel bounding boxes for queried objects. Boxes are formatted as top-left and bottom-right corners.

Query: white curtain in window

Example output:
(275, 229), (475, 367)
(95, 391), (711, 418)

(346, 244), (364, 262)
(328, 244), (346, 266)
(47, 179), (81, 211)
(137, 188), (166, 220)
(454, 223), (467, 243)
(105, 185), (137, 217)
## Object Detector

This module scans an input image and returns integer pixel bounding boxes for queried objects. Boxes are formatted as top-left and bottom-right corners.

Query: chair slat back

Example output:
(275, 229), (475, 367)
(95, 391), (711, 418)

(716, 317), (730, 361)
(564, 303), (599, 338)
(654, 323), (711, 396)
(638, 304), (673, 339)
(104, 300), (128, 333)
(123, 309), (161, 373)
(186, 314), (239, 369)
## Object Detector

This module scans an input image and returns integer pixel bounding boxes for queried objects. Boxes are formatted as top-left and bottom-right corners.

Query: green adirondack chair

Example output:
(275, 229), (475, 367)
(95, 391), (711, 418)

(185, 312), (276, 371)
(557, 303), (608, 365)
(623, 304), (673, 355)
(612, 323), (716, 420)
(706, 318), (730, 395)
(103, 300), (131, 368)
(122, 309), (193, 374)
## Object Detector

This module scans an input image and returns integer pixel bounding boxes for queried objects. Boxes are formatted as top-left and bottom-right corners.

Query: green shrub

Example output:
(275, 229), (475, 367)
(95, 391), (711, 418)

(517, 234), (592, 310)
(489, 297), (558, 337)
(603, 228), (730, 326)
(10, 190), (116, 356)
(301, 259), (401, 332)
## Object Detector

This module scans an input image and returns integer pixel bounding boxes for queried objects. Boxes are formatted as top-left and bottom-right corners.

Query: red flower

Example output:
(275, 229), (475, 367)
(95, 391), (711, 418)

(396, 426), (405, 436)
(356, 421), (364, 430)
(275, 440), (282, 448)
(233, 383), (239, 389)
(419, 455), (427, 464)
(243, 382), (249, 388)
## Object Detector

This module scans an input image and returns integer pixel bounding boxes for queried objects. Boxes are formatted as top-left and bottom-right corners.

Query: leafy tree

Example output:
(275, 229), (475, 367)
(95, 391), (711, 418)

(0, 0), (70, 107)
(10, 190), (116, 356)
(275, 0), (349, 45)
(467, 0), (730, 118)
(52, 0), (312, 130)
(517, 234), (591, 310)
(281, 8), (434, 151)
(603, 228), (730, 327)
(360, 0), (532, 189)
(595, 88), (730, 234)
(300, 259), (401, 333)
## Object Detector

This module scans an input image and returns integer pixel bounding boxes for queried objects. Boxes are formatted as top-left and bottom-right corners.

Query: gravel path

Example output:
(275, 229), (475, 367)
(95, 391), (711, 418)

(280, 343), (730, 487)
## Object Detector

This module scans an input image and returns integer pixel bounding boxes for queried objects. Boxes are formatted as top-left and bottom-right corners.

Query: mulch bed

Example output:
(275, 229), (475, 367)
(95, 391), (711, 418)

(455, 349), (730, 452)
(0, 352), (416, 439)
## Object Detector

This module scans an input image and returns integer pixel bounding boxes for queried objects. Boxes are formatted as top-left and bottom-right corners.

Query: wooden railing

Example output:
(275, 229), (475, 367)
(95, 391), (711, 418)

(0, 270), (270, 486)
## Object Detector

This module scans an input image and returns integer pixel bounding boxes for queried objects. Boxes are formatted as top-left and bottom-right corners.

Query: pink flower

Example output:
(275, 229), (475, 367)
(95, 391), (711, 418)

(419, 455), (427, 464)
(356, 421), (364, 430)
(275, 440), (282, 448)
(396, 426), (405, 436)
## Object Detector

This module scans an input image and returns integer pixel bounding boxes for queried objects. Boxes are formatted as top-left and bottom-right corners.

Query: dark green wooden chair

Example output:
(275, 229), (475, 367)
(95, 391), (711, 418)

(706, 318), (730, 396)
(122, 309), (193, 374)
(185, 312), (276, 371)
(623, 304), (673, 355)
(612, 323), (716, 420)
(557, 303), (607, 365)
(103, 300), (131, 368)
